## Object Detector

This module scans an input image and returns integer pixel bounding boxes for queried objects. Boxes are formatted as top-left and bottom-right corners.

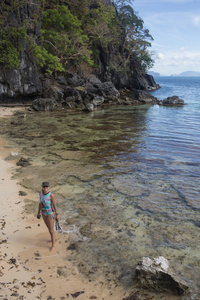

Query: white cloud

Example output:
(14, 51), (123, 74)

(163, 51), (200, 66)
(157, 53), (165, 60)
(192, 16), (200, 26)
(152, 49), (200, 75)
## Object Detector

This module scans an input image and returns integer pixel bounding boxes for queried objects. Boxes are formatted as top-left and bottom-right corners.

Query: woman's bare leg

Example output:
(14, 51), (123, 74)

(42, 215), (55, 251)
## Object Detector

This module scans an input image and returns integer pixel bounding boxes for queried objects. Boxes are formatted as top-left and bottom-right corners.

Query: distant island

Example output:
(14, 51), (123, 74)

(173, 71), (200, 77)
(148, 70), (200, 77)
(148, 71), (160, 77)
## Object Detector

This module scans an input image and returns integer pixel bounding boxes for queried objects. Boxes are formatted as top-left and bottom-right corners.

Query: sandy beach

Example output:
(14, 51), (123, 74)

(0, 107), (130, 300)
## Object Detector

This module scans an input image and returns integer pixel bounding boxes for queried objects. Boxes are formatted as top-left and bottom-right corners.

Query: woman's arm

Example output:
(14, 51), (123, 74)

(51, 193), (59, 220)
(37, 202), (42, 218)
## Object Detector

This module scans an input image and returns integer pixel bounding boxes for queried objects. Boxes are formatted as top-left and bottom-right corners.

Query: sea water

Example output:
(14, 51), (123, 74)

(1, 76), (200, 299)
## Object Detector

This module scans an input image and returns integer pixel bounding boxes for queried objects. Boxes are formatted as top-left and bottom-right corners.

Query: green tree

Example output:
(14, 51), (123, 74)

(0, 1), (28, 69)
(82, 1), (120, 48)
(40, 4), (93, 72)
(117, 4), (154, 71)
(0, 0), (154, 76)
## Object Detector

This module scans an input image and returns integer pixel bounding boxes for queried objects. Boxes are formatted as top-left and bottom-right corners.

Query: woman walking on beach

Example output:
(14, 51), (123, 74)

(37, 182), (59, 252)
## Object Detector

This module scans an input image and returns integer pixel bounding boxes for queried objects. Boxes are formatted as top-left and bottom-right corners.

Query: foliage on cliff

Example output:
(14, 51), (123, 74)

(0, 0), (154, 77)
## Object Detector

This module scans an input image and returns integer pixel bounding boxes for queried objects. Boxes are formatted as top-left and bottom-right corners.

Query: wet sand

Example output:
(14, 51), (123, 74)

(0, 107), (130, 300)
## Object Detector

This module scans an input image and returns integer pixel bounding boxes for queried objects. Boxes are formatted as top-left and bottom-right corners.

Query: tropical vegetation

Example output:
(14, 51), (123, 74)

(0, 0), (154, 76)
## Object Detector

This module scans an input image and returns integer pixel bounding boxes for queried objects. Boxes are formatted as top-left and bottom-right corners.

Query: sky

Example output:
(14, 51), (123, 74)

(132, 0), (200, 75)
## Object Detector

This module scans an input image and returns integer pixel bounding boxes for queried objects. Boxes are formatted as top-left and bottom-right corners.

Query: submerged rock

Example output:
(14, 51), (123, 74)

(134, 256), (189, 295)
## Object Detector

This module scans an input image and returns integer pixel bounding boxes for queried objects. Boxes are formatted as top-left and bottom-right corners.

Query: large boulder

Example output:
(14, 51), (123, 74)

(32, 98), (58, 111)
(16, 157), (31, 167)
(63, 87), (82, 100)
(86, 83), (99, 96)
(87, 76), (120, 101)
(62, 87), (83, 108)
(159, 95), (185, 106)
(66, 72), (84, 86)
(134, 256), (189, 295)
(100, 81), (120, 99)
(137, 90), (157, 104)
(42, 85), (64, 102)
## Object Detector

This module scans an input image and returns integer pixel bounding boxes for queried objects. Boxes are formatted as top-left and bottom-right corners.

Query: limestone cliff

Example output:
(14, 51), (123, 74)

(0, 0), (42, 101)
(0, 1), (159, 104)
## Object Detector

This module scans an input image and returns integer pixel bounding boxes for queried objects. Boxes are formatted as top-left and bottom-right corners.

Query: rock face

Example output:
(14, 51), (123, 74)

(159, 95), (185, 106)
(144, 74), (160, 90)
(134, 256), (189, 295)
(95, 45), (160, 92)
(0, 0), (42, 101)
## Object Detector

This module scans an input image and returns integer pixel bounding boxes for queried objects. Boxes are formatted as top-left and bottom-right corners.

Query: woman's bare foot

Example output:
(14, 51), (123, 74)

(50, 246), (55, 252)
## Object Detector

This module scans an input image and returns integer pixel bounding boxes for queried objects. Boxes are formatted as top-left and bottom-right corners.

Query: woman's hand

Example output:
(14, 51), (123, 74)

(55, 213), (59, 221)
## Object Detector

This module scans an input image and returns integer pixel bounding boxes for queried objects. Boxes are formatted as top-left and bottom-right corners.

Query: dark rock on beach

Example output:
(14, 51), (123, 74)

(71, 291), (85, 298)
(19, 191), (27, 196)
(134, 256), (189, 295)
(66, 72), (84, 87)
(16, 158), (31, 167)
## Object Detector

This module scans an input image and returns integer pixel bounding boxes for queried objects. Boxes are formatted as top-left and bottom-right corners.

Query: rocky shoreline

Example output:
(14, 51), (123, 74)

(0, 71), (161, 109)
(1, 70), (185, 112)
